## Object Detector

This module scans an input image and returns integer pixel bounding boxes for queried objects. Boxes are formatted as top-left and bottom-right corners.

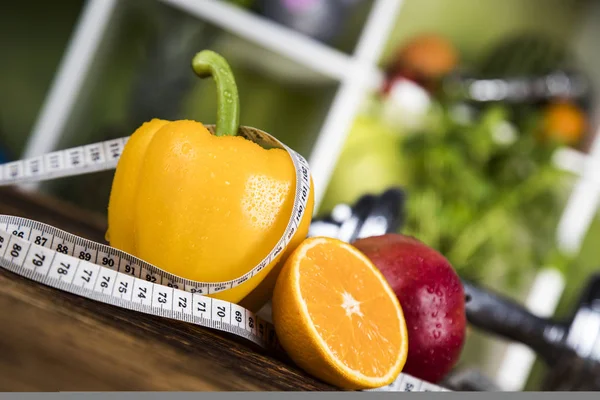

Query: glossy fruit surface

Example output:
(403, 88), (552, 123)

(107, 119), (314, 305)
(353, 233), (466, 383)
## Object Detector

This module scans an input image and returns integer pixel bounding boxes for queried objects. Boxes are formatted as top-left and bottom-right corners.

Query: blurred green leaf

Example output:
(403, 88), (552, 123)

(399, 99), (568, 287)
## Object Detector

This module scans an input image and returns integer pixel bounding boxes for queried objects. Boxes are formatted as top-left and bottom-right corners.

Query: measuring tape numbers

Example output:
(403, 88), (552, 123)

(0, 127), (449, 392)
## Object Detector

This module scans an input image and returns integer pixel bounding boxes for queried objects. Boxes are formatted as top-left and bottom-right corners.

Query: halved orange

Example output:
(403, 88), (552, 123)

(271, 237), (408, 390)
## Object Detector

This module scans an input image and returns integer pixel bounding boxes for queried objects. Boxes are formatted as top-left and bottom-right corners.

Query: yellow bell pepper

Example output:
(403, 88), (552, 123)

(107, 50), (314, 307)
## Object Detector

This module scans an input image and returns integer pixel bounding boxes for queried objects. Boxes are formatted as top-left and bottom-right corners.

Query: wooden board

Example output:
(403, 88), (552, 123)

(0, 187), (333, 391)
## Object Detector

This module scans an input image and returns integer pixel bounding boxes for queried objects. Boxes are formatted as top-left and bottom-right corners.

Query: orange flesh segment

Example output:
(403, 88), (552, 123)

(298, 242), (403, 378)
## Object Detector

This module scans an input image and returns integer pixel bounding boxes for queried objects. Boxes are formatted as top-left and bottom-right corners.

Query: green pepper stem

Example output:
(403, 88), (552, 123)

(192, 50), (240, 137)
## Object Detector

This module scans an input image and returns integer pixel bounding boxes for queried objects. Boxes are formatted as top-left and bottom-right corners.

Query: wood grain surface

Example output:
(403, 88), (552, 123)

(0, 187), (333, 391)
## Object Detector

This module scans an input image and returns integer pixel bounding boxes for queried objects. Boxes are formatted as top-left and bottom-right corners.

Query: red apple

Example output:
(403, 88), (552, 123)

(352, 233), (466, 383)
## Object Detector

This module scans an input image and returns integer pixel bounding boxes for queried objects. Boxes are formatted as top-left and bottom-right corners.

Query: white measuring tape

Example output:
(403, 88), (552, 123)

(0, 126), (448, 392)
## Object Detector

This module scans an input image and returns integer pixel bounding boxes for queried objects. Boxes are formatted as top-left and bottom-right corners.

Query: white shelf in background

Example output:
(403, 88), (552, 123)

(161, 0), (383, 88)
(553, 147), (600, 187)
(20, 0), (118, 163)
(308, 0), (404, 208)
(557, 128), (600, 255)
(495, 268), (565, 391)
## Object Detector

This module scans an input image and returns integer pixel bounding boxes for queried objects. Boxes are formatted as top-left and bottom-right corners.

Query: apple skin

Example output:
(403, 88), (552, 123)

(352, 233), (466, 383)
